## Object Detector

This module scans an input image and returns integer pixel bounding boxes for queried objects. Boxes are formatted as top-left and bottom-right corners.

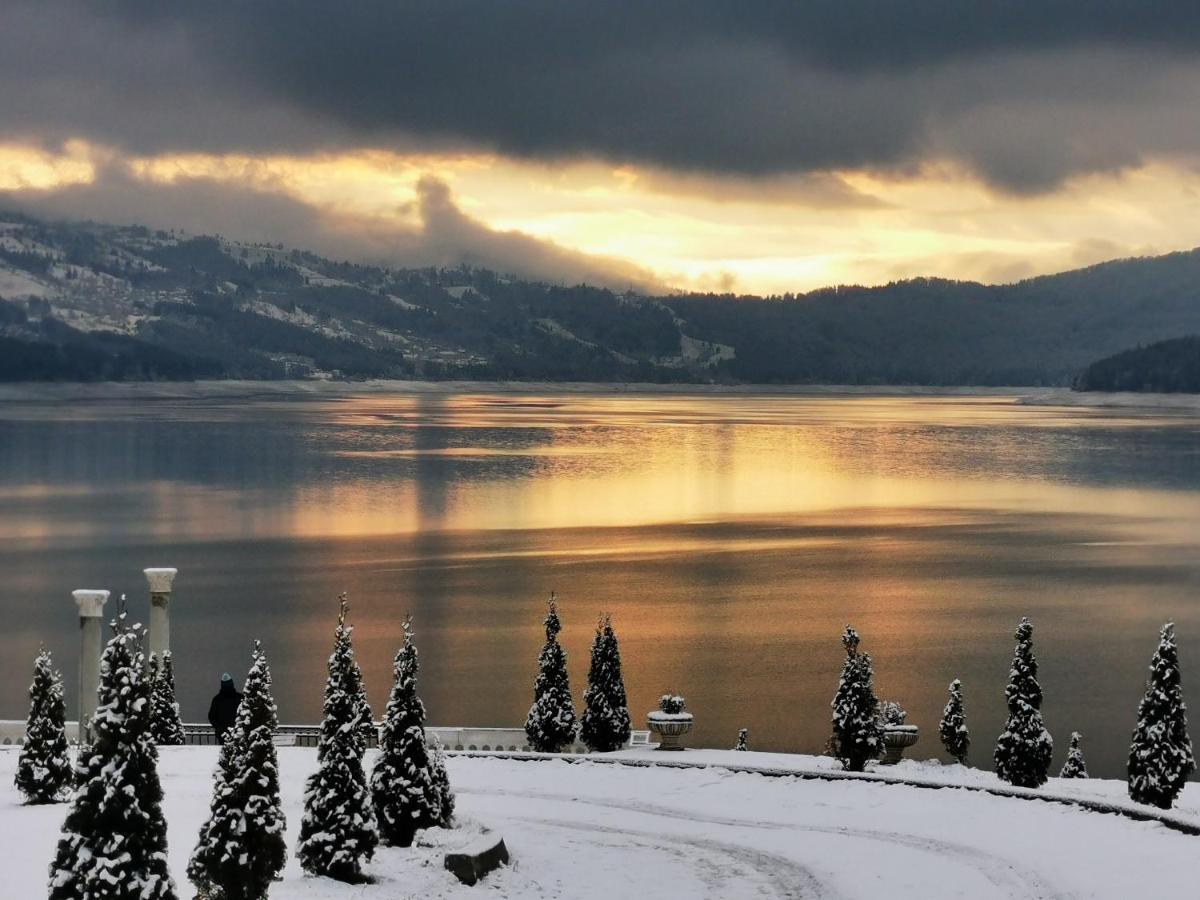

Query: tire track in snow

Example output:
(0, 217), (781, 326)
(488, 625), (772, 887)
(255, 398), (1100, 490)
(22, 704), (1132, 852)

(462, 785), (1064, 899)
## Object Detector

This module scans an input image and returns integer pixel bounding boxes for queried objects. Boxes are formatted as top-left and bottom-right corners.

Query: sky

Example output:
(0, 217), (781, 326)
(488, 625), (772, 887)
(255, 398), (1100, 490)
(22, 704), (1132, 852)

(3, 1), (1200, 294)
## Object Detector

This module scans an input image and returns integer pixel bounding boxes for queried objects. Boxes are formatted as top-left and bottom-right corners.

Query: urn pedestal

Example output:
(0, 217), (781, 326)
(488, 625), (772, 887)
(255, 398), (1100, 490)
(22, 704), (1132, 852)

(647, 713), (694, 751)
(881, 725), (919, 765)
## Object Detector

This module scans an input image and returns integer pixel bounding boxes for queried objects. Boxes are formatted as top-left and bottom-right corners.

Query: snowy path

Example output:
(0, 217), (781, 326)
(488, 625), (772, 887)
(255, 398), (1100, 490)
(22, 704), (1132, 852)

(4, 747), (1200, 898)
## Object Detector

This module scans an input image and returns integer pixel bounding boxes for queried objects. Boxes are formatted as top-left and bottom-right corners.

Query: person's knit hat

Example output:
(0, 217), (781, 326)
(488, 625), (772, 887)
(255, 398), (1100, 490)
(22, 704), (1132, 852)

(221, 672), (232, 683)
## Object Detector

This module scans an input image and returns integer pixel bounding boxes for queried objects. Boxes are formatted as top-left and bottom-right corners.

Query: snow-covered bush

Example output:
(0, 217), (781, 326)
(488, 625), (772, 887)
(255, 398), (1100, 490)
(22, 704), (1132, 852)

(49, 609), (177, 900)
(297, 595), (378, 882)
(525, 594), (577, 752)
(878, 700), (907, 726)
(149, 651), (186, 746)
(428, 734), (456, 828)
(371, 616), (442, 848)
(658, 694), (687, 715)
(994, 617), (1053, 788)
(15, 649), (71, 805)
(830, 626), (882, 772)
(579, 613), (632, 752)
(189, 641), (286, 900)
(734, 728), (749, 751)
(1128, 622), (1194, 808)
(1060, 731), (1088, 779)
(939, 678), (970, 764)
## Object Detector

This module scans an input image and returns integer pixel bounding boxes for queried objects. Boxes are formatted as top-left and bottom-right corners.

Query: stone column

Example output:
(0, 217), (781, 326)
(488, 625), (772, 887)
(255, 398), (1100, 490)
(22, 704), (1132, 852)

(72, 589), (110, 740)
(144, 568), (178, 659)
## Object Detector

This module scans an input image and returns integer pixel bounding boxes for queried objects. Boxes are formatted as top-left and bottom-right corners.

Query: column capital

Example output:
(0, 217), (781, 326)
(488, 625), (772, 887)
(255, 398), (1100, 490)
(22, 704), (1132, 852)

(144, 568), (178, 594)
(72, 589), (110, 618)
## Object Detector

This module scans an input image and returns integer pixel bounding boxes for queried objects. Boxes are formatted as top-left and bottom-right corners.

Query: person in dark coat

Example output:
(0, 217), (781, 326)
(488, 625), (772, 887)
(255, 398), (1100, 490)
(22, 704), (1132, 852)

(207, 673), (243, 743)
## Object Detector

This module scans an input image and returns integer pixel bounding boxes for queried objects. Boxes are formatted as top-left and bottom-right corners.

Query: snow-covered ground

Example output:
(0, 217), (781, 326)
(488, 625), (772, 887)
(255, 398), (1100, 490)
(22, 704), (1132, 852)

(3, 745), (1200, 898)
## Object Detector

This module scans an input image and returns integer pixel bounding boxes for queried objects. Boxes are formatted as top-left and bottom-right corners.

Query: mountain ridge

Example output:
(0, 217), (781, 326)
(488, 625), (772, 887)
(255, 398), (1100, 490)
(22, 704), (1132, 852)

(2, 211), (1199, 385)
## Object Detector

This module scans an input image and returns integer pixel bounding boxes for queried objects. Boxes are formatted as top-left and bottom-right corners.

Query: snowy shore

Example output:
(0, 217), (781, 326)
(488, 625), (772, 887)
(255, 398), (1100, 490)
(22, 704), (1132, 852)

(4, 745), (1200, 898)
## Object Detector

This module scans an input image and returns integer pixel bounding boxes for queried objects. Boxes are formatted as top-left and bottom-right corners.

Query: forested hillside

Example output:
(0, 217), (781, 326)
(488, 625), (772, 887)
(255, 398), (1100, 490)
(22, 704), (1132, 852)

(1075, 336), (1200, 393)
(3, 212), (1200, 385)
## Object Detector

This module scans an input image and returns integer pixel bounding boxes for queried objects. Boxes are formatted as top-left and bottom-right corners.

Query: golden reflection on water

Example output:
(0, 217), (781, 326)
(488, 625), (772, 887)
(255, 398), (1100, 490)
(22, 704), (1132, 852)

(3, 391), (1200, 777)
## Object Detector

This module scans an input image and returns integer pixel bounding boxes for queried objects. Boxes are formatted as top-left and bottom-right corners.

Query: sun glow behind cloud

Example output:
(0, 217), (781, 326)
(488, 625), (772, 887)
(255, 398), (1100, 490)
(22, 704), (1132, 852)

(3, 140), (1200, 294)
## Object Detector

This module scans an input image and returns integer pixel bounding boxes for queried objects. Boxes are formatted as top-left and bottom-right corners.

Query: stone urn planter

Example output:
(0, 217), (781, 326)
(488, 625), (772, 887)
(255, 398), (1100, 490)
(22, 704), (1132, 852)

(878, 700), (919, 765)
(647, 694), (693, 751)
(881, 725), (920, 764)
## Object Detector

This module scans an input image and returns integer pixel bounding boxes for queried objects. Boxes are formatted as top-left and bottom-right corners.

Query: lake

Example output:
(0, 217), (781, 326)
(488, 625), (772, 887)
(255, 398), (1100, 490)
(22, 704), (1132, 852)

(2, 386), (1199, 777)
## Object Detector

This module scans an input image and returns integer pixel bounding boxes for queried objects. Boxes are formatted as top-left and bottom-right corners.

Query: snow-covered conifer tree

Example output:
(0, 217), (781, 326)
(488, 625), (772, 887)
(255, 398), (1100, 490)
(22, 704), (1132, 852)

(189, 641), (286, 900)
(939, 678), (970, 765)
(1060, 731), (1088, 779)
(428, 735), (455, 827)
(994, 617), (1053, 788)
(525, 594), (577, 752)
(49, 609), (177, 900)
(579, 613), (632, 752)
(734, 728), (749, 751)
(830, 626), (882, 772)
(150, 651), (186, 746)
(1128, 622), (1194, 808)
(371, 616), (441, 847)
(297, 595), (377, 882)
(15, 649), (71, 804)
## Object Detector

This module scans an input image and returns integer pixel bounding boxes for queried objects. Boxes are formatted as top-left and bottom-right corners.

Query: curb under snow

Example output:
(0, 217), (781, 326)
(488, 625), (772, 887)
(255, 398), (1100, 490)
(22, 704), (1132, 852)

(446, 749), (1200, 837)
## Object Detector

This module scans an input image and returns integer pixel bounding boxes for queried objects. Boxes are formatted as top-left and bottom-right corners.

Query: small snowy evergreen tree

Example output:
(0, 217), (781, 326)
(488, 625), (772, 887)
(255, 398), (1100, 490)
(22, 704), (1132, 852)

(371, 616), (441, 847)
(428, 734), (456, 827)
(734, 728), (749, 751)
(297, 595), (377, 882)
(1060, 731), (1088, 779)
(49, 609), (177, 900)
(525, 594), (577, 752)
(994, 617), (1053, 788)
(189, 641), (286, 900)
(939, 678), (970, 765)
(579, 613), (632, 752)
(830, 626), (882, 772)
(15, 649), (71, 804)
(150, 651), (186, 746)
(1128, 622), (1194, 808)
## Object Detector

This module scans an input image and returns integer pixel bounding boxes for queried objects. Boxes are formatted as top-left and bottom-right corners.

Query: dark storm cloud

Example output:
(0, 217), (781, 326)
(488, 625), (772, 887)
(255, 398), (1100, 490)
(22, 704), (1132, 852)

(3, 1), (1200, 190)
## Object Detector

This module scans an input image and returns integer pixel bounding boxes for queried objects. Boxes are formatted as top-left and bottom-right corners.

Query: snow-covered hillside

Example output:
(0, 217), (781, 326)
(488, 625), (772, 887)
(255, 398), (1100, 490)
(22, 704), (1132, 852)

(4, 746), (1199, 898)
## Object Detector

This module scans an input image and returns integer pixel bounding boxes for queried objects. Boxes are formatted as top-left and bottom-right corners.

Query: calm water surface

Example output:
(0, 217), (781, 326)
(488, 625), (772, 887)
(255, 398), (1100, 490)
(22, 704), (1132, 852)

(3, 389), (1199, 777)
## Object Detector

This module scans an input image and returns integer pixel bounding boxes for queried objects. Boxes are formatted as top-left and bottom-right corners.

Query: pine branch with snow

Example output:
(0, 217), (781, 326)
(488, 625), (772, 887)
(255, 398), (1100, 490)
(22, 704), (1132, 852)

(994, 617), (1053, 788)
(1060, 731), (1088, 779)
(48, 608), (177, 900)
(371, 616), (441, 848)
(149, 651), (186, 746)
(579, 613), (632, 752)
(297, 595), (377, 882)
(939, 678), (970, 765)
(830, 626), (882, 772)
(189, 641), (286, 900)
(15, 649), (71, 804)
(525, 594), (577, 753)
(1128, 622), (1194, 808)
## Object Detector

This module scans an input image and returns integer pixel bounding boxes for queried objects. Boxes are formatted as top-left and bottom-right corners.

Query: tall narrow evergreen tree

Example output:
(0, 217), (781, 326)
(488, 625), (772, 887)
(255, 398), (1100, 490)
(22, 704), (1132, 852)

(525, 594), (577, 752)
(371, 616), (441, 847)
(49, 610), (177, 900)
(1128, 622), (1194, 808)
(1060, 731), (1089, 779)
(150, 651), (186, 746)
(994, 617), (1053, 788)
(579, 613), (632, 752)
(830, 626), (883, 772)
(939, 678), (970, 765)
(189, 641), (287, 900)
(734, 728), (749, 751)
(297, 595), (378, 882)
(427, 735), (456, 827)
(15, 649), (72, 804)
